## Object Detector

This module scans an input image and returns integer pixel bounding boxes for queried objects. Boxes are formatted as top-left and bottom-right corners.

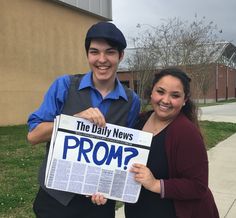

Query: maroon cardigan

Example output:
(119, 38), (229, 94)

(163, 113), (219, 218)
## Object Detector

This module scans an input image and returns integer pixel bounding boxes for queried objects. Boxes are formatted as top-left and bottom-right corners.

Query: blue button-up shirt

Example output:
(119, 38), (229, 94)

(28, 72), (140, 131)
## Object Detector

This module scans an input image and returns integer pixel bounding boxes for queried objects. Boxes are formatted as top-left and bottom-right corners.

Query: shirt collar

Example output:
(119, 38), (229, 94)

(78, 71), (128, 101)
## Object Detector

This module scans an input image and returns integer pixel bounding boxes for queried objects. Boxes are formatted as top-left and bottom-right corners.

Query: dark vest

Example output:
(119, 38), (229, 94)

(38, 74), (134, 205)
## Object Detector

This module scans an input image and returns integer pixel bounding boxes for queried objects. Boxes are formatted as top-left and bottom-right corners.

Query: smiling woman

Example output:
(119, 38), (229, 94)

(147, 74), (187, 132)
(125, 68), (219, 218)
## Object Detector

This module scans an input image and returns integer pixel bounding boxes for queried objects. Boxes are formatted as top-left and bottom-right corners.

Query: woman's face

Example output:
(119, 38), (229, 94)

(151, 75), (186, 121)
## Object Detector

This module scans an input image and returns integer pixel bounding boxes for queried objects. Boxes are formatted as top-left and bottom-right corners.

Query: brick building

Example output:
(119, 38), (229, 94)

(117, 42), (236, 103)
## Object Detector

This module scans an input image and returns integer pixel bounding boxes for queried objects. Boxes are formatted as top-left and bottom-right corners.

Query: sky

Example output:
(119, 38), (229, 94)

(111, 0), (236, 47)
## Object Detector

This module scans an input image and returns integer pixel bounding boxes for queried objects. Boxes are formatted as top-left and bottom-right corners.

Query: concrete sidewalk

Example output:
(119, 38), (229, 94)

(116, 105), (236, 218)
(199, 102), (236, 124)
(208, 133), (236, 218)
(200, 103), (236, 217)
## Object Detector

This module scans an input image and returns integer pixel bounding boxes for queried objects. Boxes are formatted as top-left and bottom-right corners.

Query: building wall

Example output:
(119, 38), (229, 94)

(117, 71), (135, 90)
(205, 64), (216, 100)
(217, 64), (227, 100)
(191, 64), (236, 102)
(227, 67), (236, 99)
(56, 0), (112, 19)
(0, 0), (106, 126)
(118, 63), (236, 103)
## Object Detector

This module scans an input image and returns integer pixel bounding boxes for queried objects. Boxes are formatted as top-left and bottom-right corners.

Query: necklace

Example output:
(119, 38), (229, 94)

(143, 112), (172, 135)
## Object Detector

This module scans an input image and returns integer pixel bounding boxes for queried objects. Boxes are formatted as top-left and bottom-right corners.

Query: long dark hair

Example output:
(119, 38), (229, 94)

(152, 68), (200, 129)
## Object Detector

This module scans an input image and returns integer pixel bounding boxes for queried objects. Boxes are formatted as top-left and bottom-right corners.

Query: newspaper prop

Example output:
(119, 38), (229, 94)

(45, 114), (152, 203)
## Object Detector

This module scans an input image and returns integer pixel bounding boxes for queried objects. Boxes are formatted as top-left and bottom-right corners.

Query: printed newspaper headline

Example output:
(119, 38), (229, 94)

(45, 114), (152, 203)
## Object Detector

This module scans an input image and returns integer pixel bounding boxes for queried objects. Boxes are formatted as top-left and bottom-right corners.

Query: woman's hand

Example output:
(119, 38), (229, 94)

(74, 107), (106, 127)
(91, 193), (108, 205)
(130, 163), (161, 193)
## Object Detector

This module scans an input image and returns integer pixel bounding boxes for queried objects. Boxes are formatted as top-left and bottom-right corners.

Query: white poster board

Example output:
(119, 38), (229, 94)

(45, 114), (152, 203)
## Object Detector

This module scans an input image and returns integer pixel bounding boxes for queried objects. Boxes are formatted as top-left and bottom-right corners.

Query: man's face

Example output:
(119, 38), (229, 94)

(87, 39), (124, 84)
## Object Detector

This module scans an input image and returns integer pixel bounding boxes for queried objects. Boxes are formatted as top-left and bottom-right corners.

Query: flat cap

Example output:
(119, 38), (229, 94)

(85, 22), (127, 49)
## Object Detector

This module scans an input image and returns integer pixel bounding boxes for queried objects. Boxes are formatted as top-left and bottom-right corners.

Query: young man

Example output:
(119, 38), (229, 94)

(27, 22), (140, 218)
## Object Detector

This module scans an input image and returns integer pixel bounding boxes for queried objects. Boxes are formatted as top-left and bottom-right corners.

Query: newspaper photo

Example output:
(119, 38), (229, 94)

(45, 114), (153, 203)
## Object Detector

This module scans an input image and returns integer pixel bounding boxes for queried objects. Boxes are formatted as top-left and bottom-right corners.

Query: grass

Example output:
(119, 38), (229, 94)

(1, 122), (236, 217)
(200, 121), (236, 149)
(0, 125), (45, 218)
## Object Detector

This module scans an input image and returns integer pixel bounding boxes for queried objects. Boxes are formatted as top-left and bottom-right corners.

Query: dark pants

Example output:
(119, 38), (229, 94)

(33, 188), (115, 218)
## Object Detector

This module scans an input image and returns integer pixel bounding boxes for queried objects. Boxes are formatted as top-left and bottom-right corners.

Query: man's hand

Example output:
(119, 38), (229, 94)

(74, 107), (106, 127)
